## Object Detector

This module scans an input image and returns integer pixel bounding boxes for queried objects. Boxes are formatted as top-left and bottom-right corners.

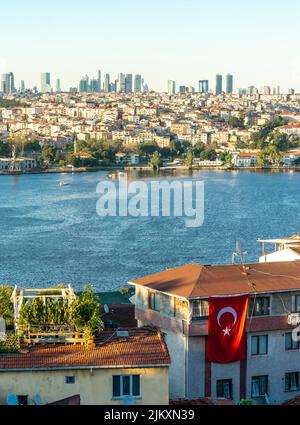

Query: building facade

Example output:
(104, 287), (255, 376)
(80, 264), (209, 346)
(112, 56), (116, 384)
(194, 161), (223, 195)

(130, 261), (300, 404)
(0, 328), (170, 405)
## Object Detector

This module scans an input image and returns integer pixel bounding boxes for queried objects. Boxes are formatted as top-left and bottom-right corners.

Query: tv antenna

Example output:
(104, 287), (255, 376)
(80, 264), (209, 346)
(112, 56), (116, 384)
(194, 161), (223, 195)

(232, 240), (248, 264)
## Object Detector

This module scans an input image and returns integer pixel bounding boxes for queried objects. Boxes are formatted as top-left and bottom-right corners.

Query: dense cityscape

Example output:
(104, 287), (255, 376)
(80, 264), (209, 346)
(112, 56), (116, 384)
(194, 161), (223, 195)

(0, 69), (300, 173)
(2, 0), (300, 414)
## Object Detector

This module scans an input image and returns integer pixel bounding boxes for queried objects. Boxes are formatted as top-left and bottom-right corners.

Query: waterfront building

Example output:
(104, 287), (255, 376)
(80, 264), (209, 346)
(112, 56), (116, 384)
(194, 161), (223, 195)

(41, 72), (51, 93)
(168, 80), (176, 94)
(199, 80), (209, 94)
(130, 260), (300, 404)
(226, 74), (233, 94)
(215, 74), (223, 95)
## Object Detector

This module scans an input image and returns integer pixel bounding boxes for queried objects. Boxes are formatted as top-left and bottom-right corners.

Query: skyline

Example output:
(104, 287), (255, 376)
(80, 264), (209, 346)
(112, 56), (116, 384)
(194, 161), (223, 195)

(1, 0), (300, 91)
(1, 68), (295, 95)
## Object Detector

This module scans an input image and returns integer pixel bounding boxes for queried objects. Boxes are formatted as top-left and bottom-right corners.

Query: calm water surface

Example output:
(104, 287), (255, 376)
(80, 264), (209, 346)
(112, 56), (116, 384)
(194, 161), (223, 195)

(0, 170), (299, 291)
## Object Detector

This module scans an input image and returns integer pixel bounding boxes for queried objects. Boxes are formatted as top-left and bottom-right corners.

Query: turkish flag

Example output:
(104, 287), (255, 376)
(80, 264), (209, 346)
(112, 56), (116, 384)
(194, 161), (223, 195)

(208, 294), (249, 364)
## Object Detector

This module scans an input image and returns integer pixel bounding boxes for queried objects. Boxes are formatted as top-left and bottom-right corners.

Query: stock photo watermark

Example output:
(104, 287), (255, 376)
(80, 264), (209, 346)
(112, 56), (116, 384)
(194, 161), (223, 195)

(96, 175), (205, 228)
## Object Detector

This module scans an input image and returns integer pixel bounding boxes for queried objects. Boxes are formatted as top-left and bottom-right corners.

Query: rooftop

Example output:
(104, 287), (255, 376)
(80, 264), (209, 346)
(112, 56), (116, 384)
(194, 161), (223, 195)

(0, 328), (170, 370)
(129, 261), (300, 299)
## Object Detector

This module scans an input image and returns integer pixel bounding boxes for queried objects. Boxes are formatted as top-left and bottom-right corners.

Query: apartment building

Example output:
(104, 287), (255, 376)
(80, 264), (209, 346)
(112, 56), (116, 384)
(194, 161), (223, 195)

(129, 261), (300, 404)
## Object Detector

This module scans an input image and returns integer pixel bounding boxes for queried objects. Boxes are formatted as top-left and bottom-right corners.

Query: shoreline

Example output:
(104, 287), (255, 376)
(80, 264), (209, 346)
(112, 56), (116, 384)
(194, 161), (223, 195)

(1, 164), (300, 176)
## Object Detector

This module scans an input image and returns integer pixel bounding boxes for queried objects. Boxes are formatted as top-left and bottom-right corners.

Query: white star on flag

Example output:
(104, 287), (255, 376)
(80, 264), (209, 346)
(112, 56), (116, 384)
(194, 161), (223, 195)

(222, 327), (231, 336)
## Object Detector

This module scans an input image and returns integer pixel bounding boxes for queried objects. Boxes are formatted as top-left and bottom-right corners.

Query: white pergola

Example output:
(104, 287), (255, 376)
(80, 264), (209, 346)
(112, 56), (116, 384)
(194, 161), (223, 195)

(11, 285), (76, 332)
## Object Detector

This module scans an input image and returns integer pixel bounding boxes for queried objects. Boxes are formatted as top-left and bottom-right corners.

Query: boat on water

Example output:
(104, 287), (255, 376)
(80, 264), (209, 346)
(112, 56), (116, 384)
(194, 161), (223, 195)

(108, 171), (127, 180)
(58, 180), (69, 187)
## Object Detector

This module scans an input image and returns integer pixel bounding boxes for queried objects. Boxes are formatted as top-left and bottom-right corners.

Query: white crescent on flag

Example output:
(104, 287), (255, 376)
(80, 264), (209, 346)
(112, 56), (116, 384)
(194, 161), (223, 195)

(217, 307), (238, 327)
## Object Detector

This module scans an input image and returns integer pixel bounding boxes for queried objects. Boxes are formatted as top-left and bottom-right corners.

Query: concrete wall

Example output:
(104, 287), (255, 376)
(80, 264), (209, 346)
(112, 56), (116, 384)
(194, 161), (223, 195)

(187, 336), (206, 399)
(246, 330), (300, 404)
(0, 367), (169, 406)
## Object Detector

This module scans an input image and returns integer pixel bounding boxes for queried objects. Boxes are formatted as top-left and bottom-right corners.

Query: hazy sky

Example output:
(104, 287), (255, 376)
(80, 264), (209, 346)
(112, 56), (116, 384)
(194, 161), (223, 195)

(1, 0), (300, 92)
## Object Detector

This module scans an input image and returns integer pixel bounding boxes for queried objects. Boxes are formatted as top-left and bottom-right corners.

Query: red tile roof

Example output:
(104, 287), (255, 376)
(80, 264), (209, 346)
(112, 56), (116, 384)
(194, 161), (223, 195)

(130, 261), (300, 299)
(0, 328), (170, 370)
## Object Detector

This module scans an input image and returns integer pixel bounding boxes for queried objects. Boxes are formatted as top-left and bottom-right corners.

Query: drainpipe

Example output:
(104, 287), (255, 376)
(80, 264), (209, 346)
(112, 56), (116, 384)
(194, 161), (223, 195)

(185, 301), (191, 399)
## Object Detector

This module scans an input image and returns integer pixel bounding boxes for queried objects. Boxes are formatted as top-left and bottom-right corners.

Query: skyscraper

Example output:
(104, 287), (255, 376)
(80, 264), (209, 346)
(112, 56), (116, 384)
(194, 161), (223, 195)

(199, 80), (209, 93)
(79, 75), (89, 92)
(215, 74), (223, 95)
(116, 73), (126, 92)
(1, 72), (15, 95)
(226, 74), (233, 94)
(134, 74), (142, 93)
(20, 80), (25, 92)
(125, 74), (133, 93)
(90, 78), (99, 92)
(41, 72), (51, 93)
(104, 74), (110, 93)
(168, 80), (176, 94)
(56, 79), (61, 92)
(97, 70), (102, 93)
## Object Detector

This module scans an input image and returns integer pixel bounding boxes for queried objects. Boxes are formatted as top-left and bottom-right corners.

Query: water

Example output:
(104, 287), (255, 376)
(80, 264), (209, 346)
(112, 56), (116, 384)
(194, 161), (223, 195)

(0, 170), (300, 291)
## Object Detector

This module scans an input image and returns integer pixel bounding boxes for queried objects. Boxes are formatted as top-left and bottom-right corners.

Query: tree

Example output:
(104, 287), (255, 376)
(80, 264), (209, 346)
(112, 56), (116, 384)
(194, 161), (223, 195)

(0, 286), (14, 328)
(150, 151), (162, 171)
(268, 145), (282, 165)
(0, 141), (11, 157)
(256, 148), (270, 166)
(192, 142), (205, 157)
(229, 116), (245, 128)
(70, 285), (103, 334)
(185, 151), (194, 170)
(200, 148), (217, 161)
(42, 145), (57, 164)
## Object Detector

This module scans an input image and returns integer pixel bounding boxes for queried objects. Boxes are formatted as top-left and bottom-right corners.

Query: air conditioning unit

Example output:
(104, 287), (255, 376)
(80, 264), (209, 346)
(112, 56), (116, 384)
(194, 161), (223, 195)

(288, 313), (300, 326)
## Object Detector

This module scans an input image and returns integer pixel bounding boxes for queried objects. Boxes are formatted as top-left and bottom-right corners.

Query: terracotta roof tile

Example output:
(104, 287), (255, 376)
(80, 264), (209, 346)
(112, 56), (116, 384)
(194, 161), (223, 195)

(0, 328), (170, 370)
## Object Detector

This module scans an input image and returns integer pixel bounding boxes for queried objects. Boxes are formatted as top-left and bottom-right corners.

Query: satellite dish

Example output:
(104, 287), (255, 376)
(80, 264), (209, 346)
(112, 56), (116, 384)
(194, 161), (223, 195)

(7, 394), (18, 405)
(103, 304), (109, 314)
(34, 393), (42, 405)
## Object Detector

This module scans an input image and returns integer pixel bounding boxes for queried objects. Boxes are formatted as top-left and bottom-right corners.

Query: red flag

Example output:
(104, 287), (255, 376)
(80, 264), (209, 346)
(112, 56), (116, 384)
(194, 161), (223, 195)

(208, 294), (249, 364)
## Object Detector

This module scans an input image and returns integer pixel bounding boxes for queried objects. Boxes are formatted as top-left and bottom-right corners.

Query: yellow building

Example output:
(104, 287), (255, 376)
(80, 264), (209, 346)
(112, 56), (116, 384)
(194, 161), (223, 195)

(0, 328), (170, 406)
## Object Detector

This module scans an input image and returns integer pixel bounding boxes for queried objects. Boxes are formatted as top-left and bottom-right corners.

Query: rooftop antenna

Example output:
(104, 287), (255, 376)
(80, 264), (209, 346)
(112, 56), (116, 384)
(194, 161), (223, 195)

(232, 240), (248, 264)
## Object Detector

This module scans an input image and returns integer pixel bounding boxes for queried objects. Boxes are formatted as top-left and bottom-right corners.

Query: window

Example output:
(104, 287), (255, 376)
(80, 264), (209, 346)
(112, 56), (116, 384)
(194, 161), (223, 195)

(173, 298), (185, 317)
(112, 375), (141, 399)
(17, 395), (28, 406)
(285, 372), (300, 392)
(251, 335), (268, 355)
(216, 379), (232, 399)
(65, 376), (76, 384)
(285, 333), (300, 351)
(249, 297), (270, 317)
(251, 376), (268, 398)
(192, 300), (209, 320)
(292, 296), (300, 313)
(148, 291), (160, 312)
